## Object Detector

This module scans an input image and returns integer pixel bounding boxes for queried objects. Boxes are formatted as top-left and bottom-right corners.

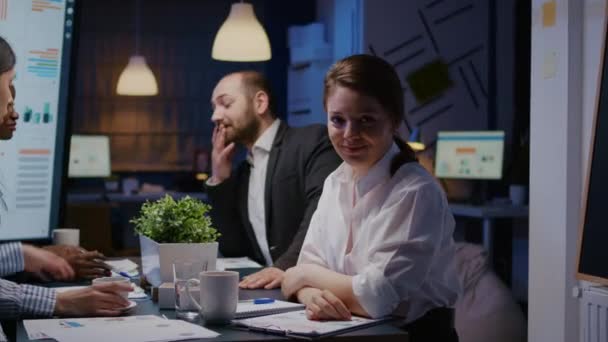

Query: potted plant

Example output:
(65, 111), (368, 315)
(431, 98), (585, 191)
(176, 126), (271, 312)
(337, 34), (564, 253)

(131, 195), (220, 287)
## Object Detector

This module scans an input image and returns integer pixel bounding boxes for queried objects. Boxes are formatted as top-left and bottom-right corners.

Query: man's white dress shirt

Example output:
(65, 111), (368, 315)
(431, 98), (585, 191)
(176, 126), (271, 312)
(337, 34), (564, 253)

(298, 143), (461, 322)
(246, 119), (281, 266)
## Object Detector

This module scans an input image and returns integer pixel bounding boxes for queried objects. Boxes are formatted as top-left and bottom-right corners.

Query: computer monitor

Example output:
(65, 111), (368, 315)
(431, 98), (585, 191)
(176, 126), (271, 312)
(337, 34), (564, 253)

(68, 135), (111, 178)
(434, 131), (505, 180)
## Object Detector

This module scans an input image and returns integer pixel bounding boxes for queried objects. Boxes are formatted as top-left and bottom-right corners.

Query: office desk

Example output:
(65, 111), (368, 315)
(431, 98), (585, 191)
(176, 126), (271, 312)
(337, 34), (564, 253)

(450, 203), (529, 263)
(15, 279), (407, 341)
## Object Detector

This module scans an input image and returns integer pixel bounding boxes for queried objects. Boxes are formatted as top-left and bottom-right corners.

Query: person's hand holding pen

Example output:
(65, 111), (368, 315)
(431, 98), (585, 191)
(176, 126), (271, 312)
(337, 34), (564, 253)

(43, 245), (112, 280)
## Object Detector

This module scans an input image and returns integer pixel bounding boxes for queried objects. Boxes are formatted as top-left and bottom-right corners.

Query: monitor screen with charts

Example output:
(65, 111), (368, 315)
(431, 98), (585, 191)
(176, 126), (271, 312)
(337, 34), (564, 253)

(434, 131), (505, 180)
(68, 135), (111, 178)
(0, 0), (76, 240)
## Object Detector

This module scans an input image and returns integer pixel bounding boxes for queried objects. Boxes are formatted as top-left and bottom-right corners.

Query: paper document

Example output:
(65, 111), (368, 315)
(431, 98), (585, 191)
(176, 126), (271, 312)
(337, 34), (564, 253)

(236, 299), (304, 318)
(217, 257), (262, 270)
(24, 315), (163, 340)
(106, 259), (139, 272)
(234, 310), (390, 338)
(25, 315), (219, 342)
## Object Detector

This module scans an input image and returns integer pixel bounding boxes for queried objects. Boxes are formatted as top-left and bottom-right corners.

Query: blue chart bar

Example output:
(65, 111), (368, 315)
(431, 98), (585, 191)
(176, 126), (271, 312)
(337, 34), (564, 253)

(27, 49), (59, 79)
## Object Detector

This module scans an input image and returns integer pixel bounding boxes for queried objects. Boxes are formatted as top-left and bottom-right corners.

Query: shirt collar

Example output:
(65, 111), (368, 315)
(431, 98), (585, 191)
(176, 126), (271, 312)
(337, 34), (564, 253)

(334, 142), (400, 197)
(253, 119), (281, 153)
(247, 119), (280, 166)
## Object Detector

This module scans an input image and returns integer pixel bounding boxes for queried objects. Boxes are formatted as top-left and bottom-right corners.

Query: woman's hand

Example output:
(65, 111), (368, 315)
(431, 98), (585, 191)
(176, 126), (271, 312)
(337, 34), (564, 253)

(238, 267), (284, 289)
(54, 282), (131, 317)
(44, 246), (111, 280)
(296, 287), (351, 321)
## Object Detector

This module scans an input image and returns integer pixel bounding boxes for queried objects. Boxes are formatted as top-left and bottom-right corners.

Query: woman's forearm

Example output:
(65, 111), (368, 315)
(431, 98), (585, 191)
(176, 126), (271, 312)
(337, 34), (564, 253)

(299, 264), (369, 317)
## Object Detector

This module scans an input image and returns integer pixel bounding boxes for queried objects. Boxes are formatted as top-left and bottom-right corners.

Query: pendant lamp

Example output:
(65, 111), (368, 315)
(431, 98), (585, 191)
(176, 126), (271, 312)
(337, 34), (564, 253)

(212, 2), (271, 62)
(116, 0), (158, 96)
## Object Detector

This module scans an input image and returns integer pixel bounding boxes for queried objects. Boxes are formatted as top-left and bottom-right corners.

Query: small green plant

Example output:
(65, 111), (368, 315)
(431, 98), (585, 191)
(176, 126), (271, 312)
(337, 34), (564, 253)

(131, 195), (220, 243)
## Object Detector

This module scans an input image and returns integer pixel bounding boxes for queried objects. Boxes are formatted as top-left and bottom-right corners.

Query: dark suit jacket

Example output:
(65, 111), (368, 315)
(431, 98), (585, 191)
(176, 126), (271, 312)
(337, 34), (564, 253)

(207, 121), (341, 270)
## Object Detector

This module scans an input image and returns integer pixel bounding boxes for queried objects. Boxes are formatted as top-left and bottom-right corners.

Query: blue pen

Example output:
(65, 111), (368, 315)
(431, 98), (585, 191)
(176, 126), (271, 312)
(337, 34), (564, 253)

(118, 271), (133, 279)
(253, 298), (275, 304)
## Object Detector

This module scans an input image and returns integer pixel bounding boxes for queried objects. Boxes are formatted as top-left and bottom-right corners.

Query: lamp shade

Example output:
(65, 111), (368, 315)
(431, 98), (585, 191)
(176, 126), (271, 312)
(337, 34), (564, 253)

(212, 3), (271, 62)
(116, 55), (158, 96)
(407, 127), (425, 151)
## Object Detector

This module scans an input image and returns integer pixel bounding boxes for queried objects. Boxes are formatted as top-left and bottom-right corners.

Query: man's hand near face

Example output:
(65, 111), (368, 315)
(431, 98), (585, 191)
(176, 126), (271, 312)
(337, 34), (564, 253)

(208, 124), (236, 185)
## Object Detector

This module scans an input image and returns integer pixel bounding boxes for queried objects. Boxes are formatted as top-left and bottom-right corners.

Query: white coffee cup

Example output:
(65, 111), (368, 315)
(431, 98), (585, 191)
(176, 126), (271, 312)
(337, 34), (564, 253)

(186, 271), (238, 324)
(52, 228), (80, 246)
(92, 276), (131, 299)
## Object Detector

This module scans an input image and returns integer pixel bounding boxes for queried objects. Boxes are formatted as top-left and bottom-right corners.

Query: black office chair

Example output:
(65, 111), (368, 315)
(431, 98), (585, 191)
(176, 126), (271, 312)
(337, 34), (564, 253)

(401, 307), (459, 342)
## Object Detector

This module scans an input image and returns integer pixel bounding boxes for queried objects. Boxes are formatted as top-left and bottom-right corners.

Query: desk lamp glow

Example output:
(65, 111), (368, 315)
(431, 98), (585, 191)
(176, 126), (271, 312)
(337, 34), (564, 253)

(212, 1), (271, 62)
(116, 0), (158, 96)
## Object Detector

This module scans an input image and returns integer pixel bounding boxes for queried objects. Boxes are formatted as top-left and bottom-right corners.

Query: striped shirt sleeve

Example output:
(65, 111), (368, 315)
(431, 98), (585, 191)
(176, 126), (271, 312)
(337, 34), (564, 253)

(0, 242), (24, 276)
(0, 278), (56, 319)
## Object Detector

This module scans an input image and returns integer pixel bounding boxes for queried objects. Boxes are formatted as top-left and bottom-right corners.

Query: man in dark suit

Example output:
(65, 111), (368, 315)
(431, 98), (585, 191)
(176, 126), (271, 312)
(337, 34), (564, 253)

(207, 71), (341, 289)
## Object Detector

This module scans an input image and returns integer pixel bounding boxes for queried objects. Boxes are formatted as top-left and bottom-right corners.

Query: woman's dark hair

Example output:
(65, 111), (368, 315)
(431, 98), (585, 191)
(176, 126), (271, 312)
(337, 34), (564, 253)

(323, 54), (416, 176)
(0, 36), (16, 74)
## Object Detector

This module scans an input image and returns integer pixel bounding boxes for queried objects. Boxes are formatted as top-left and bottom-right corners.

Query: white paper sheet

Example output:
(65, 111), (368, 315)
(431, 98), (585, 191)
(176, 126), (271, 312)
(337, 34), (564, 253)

(105, 259), (138, 272)
(24, 315), (163, 340)
(217, 257), (262, 270)
(44, 318), (219, 342)
(25, 316), (219, 342)
(235, 310), (386, 336)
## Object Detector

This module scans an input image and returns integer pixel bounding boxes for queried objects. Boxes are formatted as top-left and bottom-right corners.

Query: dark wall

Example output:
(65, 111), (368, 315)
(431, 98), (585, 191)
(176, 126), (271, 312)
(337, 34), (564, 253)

(71, 0), (315, 171)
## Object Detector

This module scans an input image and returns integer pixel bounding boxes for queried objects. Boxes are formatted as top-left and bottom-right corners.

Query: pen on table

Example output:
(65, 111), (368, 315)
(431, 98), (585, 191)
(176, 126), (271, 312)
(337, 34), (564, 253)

(240, 298), (275, 304)
(118, 271), (134, 279)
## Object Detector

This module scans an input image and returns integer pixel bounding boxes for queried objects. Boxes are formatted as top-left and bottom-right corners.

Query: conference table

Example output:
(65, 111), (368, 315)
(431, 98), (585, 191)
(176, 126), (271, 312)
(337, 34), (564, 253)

(15, 269), (408, 341)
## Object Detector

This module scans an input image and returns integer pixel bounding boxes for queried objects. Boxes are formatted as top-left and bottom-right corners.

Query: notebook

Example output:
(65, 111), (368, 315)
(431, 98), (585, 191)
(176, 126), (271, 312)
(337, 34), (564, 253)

(235, 300), (305, 319)
(233, 310), (392, 339)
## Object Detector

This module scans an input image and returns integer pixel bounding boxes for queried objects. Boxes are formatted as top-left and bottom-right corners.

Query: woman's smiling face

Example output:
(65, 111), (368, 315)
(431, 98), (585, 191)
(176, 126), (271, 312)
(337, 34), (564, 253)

(326, 85), (395, 176)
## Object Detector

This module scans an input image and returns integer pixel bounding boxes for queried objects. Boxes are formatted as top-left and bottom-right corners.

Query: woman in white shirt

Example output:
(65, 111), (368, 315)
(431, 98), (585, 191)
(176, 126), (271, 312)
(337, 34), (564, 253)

(281, 54), (461, 341)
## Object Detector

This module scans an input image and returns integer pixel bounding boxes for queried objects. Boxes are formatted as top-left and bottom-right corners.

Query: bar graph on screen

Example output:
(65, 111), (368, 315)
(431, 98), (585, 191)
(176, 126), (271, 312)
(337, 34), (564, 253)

(27, 49), (59, 80)
(23, 102), (54, 125)
(16, 149), (51, 210)
(32, 0), (63, 13)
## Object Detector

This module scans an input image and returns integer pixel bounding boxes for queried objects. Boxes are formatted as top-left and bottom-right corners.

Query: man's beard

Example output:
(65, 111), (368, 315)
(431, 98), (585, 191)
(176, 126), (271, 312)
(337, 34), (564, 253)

(226, 110), (261, 146)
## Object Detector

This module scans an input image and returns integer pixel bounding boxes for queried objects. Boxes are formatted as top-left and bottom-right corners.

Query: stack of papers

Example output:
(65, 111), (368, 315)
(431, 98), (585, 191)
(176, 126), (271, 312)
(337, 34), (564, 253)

(106, 259), (139, 278)
(236, 299), (304, 319)
(234, 310), (390, 339)
(24, 315), (219, 342)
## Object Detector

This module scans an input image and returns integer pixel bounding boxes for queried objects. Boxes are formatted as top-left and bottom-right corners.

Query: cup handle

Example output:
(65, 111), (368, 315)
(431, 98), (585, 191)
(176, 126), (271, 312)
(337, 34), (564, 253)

(185, 278), (202, 311)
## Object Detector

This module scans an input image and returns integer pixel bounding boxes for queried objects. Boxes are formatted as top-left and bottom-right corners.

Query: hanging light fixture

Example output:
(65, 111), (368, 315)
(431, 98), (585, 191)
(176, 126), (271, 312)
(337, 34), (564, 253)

(116, 0), (158, 96)
(212, 1), (271, 62)
(407, 127), (426, 152)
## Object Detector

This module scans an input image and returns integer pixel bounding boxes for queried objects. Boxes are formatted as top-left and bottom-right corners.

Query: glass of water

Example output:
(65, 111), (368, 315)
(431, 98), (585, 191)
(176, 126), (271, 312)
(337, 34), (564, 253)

(173, 260), (207, 320)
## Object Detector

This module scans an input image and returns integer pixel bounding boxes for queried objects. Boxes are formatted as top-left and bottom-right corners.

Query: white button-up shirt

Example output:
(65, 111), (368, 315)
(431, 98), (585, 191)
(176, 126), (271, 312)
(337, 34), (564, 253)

(298, 143), (461, 322)
(247, 119), (281, 266)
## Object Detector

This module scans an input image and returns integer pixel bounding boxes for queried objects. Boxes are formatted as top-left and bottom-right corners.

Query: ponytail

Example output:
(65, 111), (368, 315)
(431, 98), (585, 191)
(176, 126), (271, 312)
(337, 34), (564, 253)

(390, 136), (417, 176)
